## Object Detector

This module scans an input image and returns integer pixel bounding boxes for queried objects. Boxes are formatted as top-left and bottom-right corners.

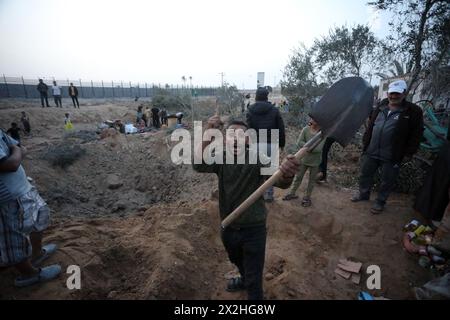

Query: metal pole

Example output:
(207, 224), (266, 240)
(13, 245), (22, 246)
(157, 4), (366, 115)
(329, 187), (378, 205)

(22, 76), (28, 98)
(79, 79), (83, 98)
(121, 81), (124, 97)
(102, 80), (105, 98)
(129, 81), (132, 97)
(145, 82), (148, 97)
(91, 80), (95, 98)
(112, 81), (115, 98)
(3, 74), (10, 98)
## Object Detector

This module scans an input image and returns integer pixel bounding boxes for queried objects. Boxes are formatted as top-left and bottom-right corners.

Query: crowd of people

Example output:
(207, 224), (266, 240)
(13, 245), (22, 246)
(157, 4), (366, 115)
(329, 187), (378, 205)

(135, 105), (180, 130)
(37, 79), (80, 108)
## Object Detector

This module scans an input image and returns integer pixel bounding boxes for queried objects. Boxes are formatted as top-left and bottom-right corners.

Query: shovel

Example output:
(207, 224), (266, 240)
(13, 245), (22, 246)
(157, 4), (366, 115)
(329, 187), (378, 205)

(221, 77), (374, 229)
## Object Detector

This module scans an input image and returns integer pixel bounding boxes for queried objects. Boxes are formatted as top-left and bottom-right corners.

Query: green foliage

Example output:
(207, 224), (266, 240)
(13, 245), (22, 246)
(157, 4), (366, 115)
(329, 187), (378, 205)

(368, 0), (450, 91)
(151, 88), (192, 111)
(312, 24), (384, 83)
(216, 83), (244, 116)
(281, 45), (328, 118)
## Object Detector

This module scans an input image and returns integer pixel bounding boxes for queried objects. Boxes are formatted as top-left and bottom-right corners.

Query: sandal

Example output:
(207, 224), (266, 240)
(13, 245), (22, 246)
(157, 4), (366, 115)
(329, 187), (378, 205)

(282, 194), (298, 201)
(32, 243), (58, 267)
(301, 197), (312, 207)
(15, 264), (62, 288)
(226, 276), (246, 292)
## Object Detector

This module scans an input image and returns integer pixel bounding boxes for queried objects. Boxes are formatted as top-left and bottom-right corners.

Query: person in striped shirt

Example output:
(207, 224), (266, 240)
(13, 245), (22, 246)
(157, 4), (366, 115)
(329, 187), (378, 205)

(0, 130), (61, 287)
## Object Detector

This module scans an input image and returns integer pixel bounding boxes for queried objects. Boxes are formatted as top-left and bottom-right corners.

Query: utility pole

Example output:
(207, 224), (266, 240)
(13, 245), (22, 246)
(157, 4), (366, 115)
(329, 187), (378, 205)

(218, 72), (225, 87)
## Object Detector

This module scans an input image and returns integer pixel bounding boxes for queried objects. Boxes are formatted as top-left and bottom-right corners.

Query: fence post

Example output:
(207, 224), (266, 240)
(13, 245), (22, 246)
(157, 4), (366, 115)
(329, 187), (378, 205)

(79, 79), (83, 98)
(21, 76), (28, 98)
(3, 74), (10, 98)
(112, 81), (115, 98)
(121, 81), (124, 97)
(145, 83), (148, 97)
(129, 81), (132, 98)
(102, 80), (105, 98)
(91, 80), (95, 98)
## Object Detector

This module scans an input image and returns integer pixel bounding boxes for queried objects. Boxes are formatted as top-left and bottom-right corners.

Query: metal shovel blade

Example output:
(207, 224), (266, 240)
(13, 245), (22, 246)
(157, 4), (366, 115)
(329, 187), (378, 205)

(309, 77), (374, 147)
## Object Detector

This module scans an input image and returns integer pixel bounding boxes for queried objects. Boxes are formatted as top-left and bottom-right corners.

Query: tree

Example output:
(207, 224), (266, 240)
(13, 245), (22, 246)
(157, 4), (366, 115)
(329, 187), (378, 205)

(312, 24), (384, 83)
(281, 45), (328, 116)
(152, 87), (191, 111)
(369, 0), (450, 92)
(215, 82), (244, 116)
(376, 59), (407, 79)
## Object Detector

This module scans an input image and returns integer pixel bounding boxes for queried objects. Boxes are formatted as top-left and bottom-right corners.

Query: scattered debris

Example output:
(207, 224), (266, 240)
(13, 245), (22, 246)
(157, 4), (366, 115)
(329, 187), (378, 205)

(335, 258), (363, 283)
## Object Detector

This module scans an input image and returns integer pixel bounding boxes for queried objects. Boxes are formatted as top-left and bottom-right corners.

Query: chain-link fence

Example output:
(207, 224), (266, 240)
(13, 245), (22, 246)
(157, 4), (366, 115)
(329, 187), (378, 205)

(0, 75), (218, 99)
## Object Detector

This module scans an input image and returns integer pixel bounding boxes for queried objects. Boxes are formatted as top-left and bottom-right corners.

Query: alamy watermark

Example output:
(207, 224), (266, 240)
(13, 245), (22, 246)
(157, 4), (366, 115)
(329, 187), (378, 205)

(170, 121), (281, 175)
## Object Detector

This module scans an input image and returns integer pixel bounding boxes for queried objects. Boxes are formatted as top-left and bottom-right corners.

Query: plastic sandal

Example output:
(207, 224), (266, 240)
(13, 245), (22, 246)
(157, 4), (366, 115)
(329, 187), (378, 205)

(32, 243), (58, 267)
(15, 264), (62, 288)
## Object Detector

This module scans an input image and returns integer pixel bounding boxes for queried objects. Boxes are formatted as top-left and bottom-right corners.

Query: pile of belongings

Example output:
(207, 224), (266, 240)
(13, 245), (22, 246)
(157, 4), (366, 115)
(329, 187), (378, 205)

(402, 220), (449, 272)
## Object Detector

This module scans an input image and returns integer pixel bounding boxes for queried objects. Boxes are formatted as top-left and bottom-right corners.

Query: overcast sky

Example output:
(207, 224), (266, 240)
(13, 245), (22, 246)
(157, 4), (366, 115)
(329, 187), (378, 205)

(0, 0), (390, 88)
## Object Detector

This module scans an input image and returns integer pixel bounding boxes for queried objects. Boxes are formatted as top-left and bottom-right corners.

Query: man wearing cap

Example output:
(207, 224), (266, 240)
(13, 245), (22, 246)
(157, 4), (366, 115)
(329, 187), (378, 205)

(351, 80), (424, 214)
(246, 87), (286, 202)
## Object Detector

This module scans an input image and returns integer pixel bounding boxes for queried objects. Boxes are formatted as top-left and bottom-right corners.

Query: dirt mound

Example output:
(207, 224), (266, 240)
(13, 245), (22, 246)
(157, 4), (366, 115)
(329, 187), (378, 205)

(0, 201), (222, 300)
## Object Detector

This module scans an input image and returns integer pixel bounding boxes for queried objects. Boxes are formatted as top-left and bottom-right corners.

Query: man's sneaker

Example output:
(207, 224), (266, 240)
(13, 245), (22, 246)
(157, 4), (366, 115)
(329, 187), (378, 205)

(351, 193), (369, 202)
(370, 202), (384, 214)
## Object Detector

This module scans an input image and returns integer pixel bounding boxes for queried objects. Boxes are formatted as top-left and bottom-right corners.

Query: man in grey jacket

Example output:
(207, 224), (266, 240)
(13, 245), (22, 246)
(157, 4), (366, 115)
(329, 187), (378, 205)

(351, 80), (424, 214)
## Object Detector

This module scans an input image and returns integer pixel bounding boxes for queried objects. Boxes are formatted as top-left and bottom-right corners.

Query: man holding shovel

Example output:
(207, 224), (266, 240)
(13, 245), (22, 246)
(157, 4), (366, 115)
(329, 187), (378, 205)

(193, 116), (299, 300)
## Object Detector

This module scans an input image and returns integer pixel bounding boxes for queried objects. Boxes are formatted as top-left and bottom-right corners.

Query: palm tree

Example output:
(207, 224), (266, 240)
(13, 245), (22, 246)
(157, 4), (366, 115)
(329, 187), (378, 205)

(181, 76), (186, 88)
(376, 60), (407, 79)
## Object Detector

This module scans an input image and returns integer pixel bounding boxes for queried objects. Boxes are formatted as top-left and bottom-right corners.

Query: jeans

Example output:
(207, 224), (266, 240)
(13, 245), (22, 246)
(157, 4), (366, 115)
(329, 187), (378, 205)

(221, 225), (267, 300)
(152, 116), (160, 128)
(71, 96), (79, 108)
(258, 143), (275, 200)
(358, 155), (400, 205)
(53, 95), (62, 108)
(40, 93), (49, 107)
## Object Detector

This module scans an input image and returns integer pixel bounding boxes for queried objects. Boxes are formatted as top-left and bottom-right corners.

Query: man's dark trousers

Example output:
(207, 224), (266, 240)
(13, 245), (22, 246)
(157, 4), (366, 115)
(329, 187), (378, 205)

(319, 137), (336, 179)
(40, 92), (50, 107)
(359, 155), (400, 205)
(152, 116), (160, 128)
(71, 96), (80, 108)
(221, 225), (266, 300)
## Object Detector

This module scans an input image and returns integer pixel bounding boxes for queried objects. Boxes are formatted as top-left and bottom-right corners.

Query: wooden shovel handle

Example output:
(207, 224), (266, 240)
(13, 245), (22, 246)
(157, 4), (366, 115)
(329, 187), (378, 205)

(221, 131), (323, 229)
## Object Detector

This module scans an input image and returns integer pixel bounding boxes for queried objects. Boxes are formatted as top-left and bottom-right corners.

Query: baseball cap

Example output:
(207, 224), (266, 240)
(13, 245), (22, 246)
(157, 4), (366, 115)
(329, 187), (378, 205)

(388, 80), (407, 94)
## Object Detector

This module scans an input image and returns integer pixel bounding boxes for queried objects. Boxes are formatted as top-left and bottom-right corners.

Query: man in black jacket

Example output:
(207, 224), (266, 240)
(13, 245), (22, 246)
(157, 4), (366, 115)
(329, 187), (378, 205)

(246, 87), (286, 202)
(36, 79), (50, 108)
(351, 80), (424, 214)
(68, 83), (80, 108)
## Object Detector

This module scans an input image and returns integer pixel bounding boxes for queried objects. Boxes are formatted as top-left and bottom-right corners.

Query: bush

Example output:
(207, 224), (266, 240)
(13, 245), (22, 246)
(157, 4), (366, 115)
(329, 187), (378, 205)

(42, 143), (86, 168)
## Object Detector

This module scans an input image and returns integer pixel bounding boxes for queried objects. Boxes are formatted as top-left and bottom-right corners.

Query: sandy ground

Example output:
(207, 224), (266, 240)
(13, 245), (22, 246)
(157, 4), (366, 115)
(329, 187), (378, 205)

(0, 100), (430, 300)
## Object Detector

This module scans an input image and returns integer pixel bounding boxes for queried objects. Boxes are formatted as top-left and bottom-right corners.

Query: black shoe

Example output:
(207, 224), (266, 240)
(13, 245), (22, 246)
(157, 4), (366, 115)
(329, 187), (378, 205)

(370, 202), (384, 214)
(226, 277), (246, 292)
(351, 193), (369, 202)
